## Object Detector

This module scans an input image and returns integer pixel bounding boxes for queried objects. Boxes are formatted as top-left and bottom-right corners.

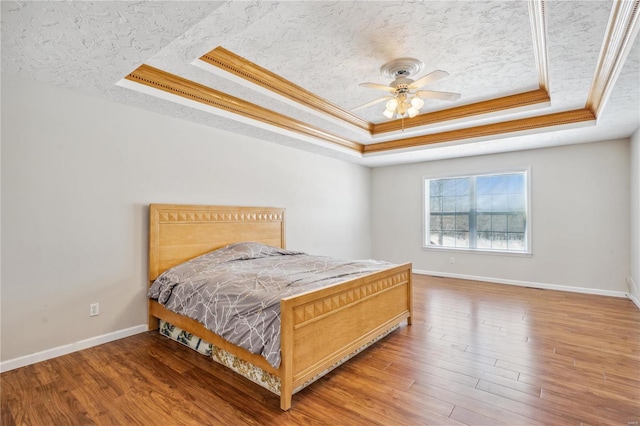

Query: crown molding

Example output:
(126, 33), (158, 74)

(528, 0), (549, 92)
(586, 0), (640, 116)
(124, 64), (364, 153)
(370, 89), (550, 135)
(364, 108), (596, 153)
(124, 64), (594, 157)
(199, 46), (373, 134)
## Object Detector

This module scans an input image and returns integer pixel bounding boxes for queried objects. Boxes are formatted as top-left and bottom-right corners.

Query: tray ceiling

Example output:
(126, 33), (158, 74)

(2, 1), (639, 166)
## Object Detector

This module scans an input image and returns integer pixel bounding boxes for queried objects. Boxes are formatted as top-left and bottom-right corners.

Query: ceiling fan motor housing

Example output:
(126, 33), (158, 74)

(380, 57), (425, 79)
(381, 58), (425, 93)
(391, 79), (412, 92)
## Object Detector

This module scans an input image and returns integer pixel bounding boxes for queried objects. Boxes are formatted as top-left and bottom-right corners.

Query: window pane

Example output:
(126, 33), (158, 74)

(507, 174), (525, 194)
(476, 176), (492, 194)
(430, 180), (443, 196)
(492, 232), (508, 249)
(455, 232), (469, 248)
(455, 215), (469, 231)
(429, 231), (443, 246)
(477, 175), (507, 194)
(442, 179), (457, 196)
(430, 215), (442, 231)
(477, 195), (491, 211)
(456, 196), (470, 212)
(477, 232), (492, 248)
(492, 194), (508, 211)
(492, 215), (507, 232)
(442, 231), (456, 247)
(508, 214), (526, 232)
(492, 175), (509, 193)
(508, 233), (525, 250)
(442, 196), (456, 212)
(430, 196), (442, 212)
(442, 215), (456, 230)
(477, 214), (491, 232)
(455, 178), (470, 195)
(507, 194), (525, 212)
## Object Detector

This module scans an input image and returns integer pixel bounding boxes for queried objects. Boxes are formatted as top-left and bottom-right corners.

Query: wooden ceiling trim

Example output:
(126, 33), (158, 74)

(125, 64), (364, 153)
(528, 0), (549, 91)
(363, 108), (596, 153)
(371, 89), (551, 135)
(586, 0), (640, 116)
(200, 47), (373, 134)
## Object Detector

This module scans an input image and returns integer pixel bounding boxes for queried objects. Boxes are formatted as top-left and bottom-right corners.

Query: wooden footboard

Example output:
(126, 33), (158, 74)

(279, 263), (412, 410)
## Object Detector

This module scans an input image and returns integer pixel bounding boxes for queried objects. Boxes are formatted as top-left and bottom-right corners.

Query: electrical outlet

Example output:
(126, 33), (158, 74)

(90, 303), (99, 317)
(449, 257), (456, 264)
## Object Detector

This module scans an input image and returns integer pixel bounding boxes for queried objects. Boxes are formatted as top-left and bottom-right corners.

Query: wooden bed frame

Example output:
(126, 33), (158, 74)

(148, 204), (412, 410)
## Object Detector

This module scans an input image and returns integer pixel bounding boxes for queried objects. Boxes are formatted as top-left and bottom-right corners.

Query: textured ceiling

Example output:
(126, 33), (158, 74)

(2, 1), (639, 166)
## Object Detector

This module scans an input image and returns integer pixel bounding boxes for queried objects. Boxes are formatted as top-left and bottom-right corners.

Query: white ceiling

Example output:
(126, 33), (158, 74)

(2, 1), (639, 167)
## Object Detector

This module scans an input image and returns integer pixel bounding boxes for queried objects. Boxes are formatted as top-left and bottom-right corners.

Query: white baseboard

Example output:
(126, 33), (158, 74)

(629, 291), (640, 310)
(412, 269), (629, 299)
(0, 324), (148, 373)
(625, 277), (640, 310)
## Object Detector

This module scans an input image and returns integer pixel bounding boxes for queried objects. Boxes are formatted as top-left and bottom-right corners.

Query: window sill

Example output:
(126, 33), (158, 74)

(422, 245), (532, 257)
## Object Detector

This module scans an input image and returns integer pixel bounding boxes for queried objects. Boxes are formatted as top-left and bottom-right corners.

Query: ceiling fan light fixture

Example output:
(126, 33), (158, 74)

(383, 97), (419, 119)
(396, 102), (408, 116)
(410, 96), (425, 109)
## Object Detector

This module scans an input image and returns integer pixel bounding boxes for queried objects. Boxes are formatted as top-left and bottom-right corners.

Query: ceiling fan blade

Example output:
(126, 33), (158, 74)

(359, 82), (396, 93)
(408, 70), (449, 89)
(351, 96), (393, 112)
(415, 90), (461, 101)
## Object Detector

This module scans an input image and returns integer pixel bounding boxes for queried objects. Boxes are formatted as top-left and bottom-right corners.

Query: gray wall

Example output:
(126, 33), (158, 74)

(372, 139), (631, 294)
(1, 74), (372, 362)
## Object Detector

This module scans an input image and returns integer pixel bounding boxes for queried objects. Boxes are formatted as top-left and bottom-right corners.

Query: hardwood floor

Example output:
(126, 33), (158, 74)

(2, 275), (639, 425)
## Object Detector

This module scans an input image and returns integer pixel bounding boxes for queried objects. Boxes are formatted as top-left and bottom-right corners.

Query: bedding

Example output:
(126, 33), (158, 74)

(148, 242), (394, 368)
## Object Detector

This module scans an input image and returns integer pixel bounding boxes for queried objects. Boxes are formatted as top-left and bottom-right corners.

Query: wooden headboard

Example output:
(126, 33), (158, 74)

(148, 204), (286, 283)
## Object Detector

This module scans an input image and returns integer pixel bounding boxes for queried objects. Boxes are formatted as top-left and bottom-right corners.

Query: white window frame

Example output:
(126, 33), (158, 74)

(422, 168), (532, 255)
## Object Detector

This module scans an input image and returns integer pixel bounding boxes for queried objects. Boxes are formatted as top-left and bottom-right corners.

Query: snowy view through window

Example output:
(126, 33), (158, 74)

(425, 171), (528, 252)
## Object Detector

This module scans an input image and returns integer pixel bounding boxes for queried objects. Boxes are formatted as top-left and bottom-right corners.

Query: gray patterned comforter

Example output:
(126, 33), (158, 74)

(148, 242), (394, 368)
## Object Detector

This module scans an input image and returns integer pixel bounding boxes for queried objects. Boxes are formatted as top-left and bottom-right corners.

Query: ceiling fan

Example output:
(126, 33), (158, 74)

(353, 58), (461, 119)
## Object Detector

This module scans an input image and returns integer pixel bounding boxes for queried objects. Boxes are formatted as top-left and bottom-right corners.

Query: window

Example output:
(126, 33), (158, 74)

(424, 170), (529, 253)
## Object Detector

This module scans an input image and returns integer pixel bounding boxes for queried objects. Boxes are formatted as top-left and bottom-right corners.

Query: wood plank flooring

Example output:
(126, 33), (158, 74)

(2, 275), (639, 425)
